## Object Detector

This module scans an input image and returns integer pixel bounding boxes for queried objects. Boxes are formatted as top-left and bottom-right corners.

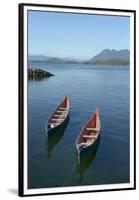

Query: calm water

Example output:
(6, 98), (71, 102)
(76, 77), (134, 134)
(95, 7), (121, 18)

(28, 63), (129, 189)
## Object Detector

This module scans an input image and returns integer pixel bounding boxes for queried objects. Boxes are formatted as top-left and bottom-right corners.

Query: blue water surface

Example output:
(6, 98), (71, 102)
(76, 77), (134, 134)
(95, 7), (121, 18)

(28, 63), (129, 188)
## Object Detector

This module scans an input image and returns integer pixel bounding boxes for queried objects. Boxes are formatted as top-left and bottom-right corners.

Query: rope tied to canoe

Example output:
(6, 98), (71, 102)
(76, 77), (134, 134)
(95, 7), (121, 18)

(28, 136), (79, 186)
(62, 160), (78, 186)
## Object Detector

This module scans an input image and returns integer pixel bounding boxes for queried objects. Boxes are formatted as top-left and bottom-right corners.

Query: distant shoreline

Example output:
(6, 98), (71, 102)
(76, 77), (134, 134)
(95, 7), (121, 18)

(28, 49), (129, 66)
(28, 60), (129, 66)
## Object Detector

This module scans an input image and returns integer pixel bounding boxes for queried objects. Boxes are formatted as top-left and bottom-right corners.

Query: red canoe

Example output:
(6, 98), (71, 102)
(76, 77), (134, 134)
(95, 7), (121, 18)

(46, 96), (70, 135)
(76, 108), (101, 153)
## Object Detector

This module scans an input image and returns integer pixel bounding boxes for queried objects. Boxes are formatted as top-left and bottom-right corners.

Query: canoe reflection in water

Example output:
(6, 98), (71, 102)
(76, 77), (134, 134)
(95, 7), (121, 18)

(46, 116), (69, 159)
(77, 135), (101, 183)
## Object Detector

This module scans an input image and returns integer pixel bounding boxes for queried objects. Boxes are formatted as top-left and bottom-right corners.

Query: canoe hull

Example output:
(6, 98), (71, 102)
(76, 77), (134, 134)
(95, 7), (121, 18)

(46, 96), (70, 136)
(76, 108), (101, 156)
(46, 113), (70, 136)
(77, 135), (101, 181)
(78, 134), (100, 156)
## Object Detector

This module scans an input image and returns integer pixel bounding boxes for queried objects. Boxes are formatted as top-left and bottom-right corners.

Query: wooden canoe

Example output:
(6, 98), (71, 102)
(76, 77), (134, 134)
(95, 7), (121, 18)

(76, 108), (101, 154)
(46, 96), (70, 135)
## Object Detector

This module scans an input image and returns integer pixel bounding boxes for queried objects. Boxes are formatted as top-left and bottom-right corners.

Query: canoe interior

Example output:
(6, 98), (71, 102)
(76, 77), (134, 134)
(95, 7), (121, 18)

(47, 96), (70, 130)
(76, 108), (100, 149)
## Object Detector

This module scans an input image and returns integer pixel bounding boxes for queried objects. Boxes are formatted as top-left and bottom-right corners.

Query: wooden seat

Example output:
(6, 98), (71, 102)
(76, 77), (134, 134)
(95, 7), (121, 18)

(48, 122), (60, 126)
(54, 114), (67, 117)
(80, 142), (88, 145)
(57, 110), (68, 113)
(51, 118), (64, 122)
(86, 127), (99, 131)
(82, 135), (97, 138)
(59, 107), (66, 110)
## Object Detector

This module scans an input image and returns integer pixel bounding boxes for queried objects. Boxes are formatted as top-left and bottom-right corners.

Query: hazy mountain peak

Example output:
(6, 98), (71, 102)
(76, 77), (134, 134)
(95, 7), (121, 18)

(89, 49), (129, 62)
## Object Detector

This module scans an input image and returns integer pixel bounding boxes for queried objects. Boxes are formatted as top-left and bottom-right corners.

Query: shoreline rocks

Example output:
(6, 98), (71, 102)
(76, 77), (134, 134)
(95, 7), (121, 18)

(28, 68), (54, 80)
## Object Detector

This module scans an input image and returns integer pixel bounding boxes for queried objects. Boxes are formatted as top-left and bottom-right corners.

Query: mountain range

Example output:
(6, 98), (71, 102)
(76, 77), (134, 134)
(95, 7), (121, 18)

(29, 49), (129, 65)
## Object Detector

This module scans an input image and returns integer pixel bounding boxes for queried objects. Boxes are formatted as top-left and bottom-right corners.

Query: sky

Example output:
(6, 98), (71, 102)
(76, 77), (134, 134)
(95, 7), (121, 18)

(28, 10), (130, 59)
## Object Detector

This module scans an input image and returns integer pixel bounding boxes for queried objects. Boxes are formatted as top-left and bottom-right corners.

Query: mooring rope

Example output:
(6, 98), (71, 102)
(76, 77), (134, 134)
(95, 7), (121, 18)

(28, 137), (46, 160)
(62, 159), (78, 186)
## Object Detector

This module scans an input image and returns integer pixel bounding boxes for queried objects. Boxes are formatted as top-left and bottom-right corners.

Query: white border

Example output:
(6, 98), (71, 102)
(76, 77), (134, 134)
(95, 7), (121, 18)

(23, 5), (135, 196)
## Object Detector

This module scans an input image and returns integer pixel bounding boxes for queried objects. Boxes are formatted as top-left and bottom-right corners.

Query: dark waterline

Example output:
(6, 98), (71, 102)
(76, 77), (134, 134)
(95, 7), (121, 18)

(28, 63), (129, 189)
